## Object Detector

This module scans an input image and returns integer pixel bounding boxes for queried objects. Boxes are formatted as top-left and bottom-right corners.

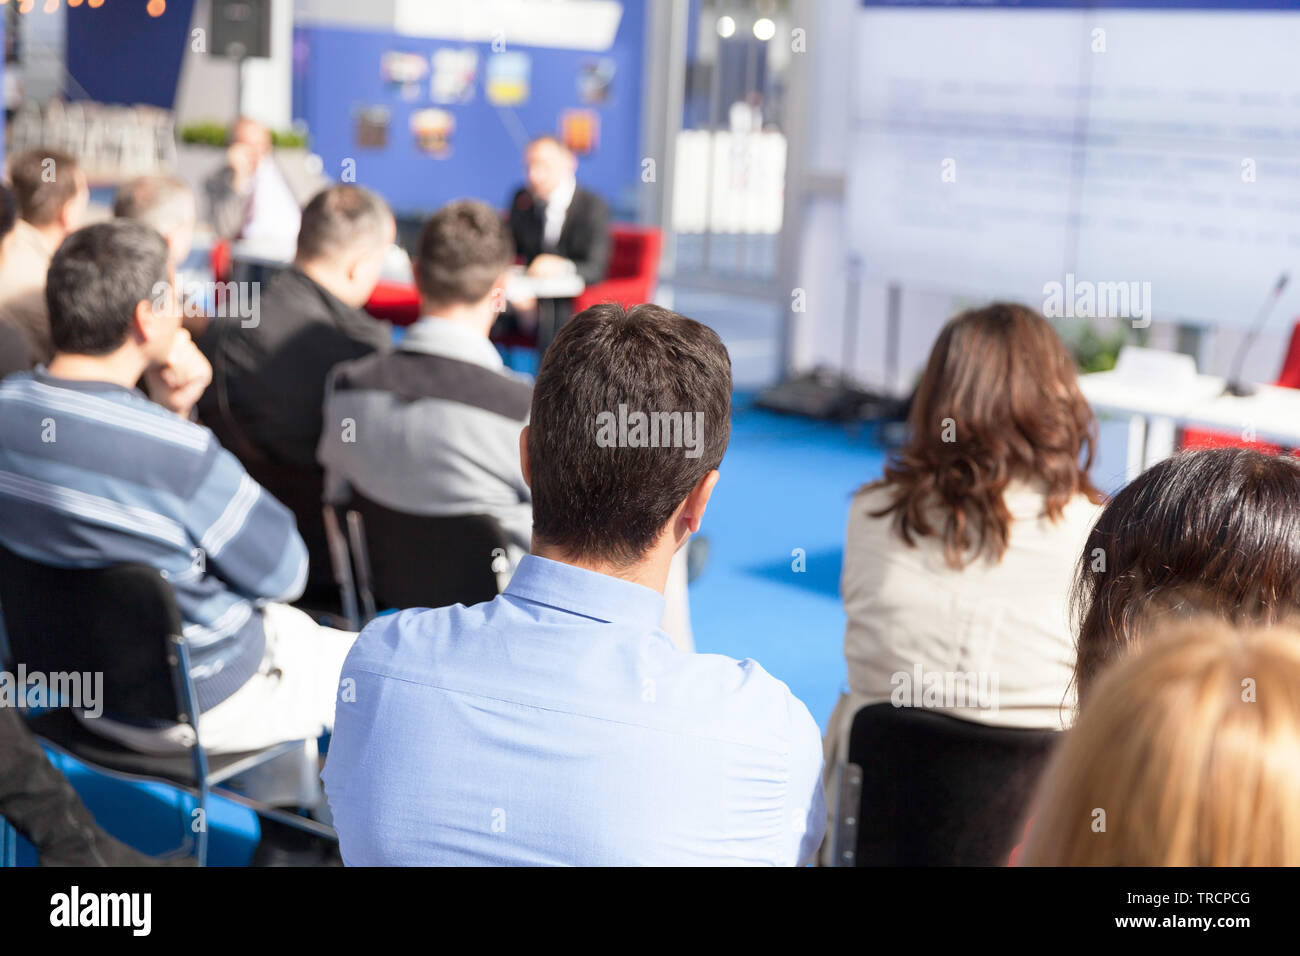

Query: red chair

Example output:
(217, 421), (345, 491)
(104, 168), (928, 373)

(573, 224), (662, 312)
(362, 224), (664, 340)
(209, 238), (232, 284)
(364, 278), (421, 326)
(1180, 318), (1300, 454)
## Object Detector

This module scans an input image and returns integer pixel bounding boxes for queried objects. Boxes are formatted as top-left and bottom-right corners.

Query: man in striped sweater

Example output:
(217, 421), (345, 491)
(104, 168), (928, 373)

(0, 220), (355, 755)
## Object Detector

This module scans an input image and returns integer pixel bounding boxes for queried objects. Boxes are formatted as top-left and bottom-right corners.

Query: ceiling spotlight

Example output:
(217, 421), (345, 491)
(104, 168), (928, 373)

(716, 16), (736, 39)
(753, 17), (776, 41)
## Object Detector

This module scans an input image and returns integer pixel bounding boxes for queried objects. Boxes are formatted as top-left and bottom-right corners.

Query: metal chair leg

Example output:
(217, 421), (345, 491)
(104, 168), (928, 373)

(0, 816), (17, 867)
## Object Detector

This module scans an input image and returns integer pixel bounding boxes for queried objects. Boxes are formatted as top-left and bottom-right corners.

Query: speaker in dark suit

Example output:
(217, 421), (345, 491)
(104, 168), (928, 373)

(507, 136), (611, 285)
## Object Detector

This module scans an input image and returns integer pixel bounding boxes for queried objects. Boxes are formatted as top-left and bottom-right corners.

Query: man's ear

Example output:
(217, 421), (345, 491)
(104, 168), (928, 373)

(490, 270), (510, 312)
(519, 425), (531, 488)
(59, 198), (77, 233)
(132, 297), (158, 345)
(679, 469), (719, 535)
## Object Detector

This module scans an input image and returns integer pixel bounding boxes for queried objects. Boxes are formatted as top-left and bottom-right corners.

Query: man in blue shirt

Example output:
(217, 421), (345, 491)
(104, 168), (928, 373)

(323, 302), (825, 865)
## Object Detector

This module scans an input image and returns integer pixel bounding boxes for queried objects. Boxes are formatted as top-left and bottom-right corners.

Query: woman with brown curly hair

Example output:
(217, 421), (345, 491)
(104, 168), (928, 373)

(824, 303), (1103, 786)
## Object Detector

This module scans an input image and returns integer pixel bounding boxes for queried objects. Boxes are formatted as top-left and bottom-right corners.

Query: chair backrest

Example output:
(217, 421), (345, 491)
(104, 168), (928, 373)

(847, 702), (1060, 866)
(606, 225), (661, 283)
(0, 543), (186, 725)
(345, 492), (511, 612)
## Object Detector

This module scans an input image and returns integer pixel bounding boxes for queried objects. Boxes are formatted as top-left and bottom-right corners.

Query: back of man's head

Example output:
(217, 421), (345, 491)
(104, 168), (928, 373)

(46, 220), (170, 356)
(296, 184), (392, 266)
(528, 303), (732, 567)
(414, 199), (514, 310)
(8, 149), (83, 228)
(113, 175), (196, 240)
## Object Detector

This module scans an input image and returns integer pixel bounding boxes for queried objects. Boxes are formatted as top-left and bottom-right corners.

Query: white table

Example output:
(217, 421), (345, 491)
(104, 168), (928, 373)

(1079, 369), (1300, 481)
(503, 269), (585, 353)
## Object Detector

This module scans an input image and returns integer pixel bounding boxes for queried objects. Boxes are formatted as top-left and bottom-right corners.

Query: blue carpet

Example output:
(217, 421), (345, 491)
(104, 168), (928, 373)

(689, 398), (888, 732)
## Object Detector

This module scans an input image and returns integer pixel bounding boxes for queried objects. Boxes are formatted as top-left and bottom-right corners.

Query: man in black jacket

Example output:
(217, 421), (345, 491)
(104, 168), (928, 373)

(197, 184), (394, 609)
(508, 136), (611, 285)
(504, 136), (610, 349)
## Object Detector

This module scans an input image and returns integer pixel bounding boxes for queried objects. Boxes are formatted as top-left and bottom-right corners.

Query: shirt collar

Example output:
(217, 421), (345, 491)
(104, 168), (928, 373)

(401, 316), (504, 370)
(504, 554), (668, 628)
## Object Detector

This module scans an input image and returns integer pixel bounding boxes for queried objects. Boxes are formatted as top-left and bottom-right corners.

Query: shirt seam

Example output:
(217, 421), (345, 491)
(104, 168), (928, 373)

(343, 664), (799, 757)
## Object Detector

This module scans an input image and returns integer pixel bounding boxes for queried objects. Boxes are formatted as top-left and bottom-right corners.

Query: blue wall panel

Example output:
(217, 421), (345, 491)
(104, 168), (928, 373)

(65, 1), (197, 108)
(294, 1), (645, 220)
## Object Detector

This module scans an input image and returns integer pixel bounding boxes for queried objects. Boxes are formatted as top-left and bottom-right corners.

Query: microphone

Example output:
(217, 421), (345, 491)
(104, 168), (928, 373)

(1224, 272), (1290, 398)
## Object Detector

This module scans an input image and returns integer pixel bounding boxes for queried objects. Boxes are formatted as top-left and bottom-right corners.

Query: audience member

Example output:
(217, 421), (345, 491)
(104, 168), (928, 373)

(0, 707), (180, 865)
(323, 303), (825, 865)
(1021, 618), (1300, 865)
(198, 184), (394, 606)
(114, 175), (203, 337)
(205, 116), (302, 243)
(0, 149), (88, 364)
(319, 200), (530, 548)
(0, 220), (354, 756)
(319, 201), (696, 648)
(0, 182), (32, 378)
(826, 304), (1102, 773)
(1071, 446), (1300, 700)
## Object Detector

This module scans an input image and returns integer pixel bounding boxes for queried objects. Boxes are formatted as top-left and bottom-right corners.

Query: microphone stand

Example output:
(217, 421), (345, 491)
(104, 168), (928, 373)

(1224, 275), (1290, 397)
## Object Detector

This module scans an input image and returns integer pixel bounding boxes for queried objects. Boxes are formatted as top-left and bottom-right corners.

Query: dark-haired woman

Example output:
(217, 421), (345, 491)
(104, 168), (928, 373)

(823, 304), (1104, 804)
(1071, 445), (1300, 702)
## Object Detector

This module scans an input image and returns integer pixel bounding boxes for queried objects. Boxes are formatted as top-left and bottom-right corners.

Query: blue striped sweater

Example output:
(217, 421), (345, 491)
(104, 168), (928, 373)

(0, 369), (308, 712)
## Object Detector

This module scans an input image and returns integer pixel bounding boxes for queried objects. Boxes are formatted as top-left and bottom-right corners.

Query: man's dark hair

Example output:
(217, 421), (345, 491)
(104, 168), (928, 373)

(46, 221), (170, 356)
(1072, 447), (1300, 701)
(8, 149), (81, 227)
(296, 184), (391, 263)
(528, 303), (732, 566)
(414, 199), (514, 307)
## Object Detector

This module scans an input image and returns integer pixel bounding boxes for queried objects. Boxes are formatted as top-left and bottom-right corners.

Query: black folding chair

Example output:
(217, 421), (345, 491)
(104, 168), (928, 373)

(324, 492), (512, 627)
(830, 701), (1060, 866)
(0, 543), (334, 866)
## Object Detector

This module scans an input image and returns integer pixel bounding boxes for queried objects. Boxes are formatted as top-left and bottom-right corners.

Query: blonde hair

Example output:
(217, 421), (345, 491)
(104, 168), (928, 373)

(1022, 618), (1300, 866)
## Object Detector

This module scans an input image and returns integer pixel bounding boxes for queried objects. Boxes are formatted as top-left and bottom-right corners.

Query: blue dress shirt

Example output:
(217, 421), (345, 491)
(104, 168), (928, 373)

(322, 554), (826, 866)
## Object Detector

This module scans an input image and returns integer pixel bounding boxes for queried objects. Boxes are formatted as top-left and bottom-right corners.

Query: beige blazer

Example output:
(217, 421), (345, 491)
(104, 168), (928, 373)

(817, 480), (1100, 863)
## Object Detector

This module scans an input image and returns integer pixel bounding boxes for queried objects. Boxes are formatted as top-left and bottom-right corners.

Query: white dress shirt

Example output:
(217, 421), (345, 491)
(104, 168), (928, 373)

(241, 157), (303, 242)
(541, 176), (576, 252)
